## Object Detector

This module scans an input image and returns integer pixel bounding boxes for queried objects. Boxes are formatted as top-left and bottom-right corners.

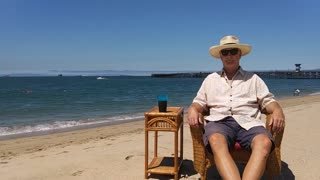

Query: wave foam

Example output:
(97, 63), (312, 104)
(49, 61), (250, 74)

(309, 91), (320, 96)
(0, 113), (144, 137)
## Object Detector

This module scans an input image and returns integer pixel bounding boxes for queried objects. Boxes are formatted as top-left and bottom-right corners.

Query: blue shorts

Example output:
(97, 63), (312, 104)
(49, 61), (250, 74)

(203, 116), (275, 153)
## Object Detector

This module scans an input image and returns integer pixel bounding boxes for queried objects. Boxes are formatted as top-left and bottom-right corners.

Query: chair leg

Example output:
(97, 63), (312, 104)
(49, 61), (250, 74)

(201, 170), (207, 180)
(201, 174), (206, 180)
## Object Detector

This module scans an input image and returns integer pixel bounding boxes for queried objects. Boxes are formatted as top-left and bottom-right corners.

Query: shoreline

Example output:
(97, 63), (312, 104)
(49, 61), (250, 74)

(0, 115), (145, 141)
(1, 95), (320, 179)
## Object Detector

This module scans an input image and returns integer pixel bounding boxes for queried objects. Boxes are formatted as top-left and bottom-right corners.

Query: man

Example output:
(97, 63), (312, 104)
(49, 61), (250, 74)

(188, 35), (285, 180)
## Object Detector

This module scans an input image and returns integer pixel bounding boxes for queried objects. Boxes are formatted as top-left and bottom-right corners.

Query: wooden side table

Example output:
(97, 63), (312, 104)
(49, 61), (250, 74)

(144, 106), (184, 180)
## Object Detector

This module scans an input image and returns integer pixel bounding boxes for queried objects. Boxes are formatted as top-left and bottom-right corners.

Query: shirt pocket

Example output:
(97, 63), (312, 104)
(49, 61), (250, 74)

(237, 83), (256, 99)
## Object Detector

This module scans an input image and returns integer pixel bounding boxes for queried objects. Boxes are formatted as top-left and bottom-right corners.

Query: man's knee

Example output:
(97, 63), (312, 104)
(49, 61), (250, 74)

(251, 134), (273, 155)
(208, 133), (228, 152)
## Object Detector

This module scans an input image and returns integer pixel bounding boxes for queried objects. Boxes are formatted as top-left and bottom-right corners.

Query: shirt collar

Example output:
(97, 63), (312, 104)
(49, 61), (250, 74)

(219, 66), (245, 77)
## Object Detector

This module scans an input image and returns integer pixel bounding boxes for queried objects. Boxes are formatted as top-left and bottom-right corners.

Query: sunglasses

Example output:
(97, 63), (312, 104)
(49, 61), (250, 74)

(220, 48), (239, 56)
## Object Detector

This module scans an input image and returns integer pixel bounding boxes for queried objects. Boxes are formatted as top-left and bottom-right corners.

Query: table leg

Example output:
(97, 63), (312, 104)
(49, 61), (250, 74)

(154, 131), (158, 158)
(180, 122), (183, 160)
(145, 130), (148, 179)
(174, 130), (178, 180)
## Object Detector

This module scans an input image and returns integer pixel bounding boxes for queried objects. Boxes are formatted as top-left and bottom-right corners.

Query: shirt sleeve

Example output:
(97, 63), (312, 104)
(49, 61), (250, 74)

(192, 77), (208, 108)
(256, 75), (276, 110)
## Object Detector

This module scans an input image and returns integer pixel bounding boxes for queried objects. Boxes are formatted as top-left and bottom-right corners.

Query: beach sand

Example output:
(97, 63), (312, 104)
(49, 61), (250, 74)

(1, 95), (320, 179)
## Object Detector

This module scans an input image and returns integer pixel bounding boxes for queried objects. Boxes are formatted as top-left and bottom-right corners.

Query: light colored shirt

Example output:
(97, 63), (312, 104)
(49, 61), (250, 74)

(193, 67), (275, 130)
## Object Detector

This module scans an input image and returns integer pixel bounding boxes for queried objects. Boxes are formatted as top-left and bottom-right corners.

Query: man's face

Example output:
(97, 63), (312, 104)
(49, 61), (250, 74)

(219, 48), (241, 68)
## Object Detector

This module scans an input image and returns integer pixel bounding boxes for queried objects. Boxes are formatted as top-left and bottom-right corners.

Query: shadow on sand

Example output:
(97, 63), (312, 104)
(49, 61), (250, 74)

(148, 160), (294, 180)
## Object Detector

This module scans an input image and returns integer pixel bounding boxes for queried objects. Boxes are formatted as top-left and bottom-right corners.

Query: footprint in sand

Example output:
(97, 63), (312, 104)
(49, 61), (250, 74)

(30, 155), (45, 159)
(72, 170), (84, 176)
(83, 147), (94, 150)
(125, 155), (134, 160)
(56, 151), (69, 155)
(125, 154), (144, 160)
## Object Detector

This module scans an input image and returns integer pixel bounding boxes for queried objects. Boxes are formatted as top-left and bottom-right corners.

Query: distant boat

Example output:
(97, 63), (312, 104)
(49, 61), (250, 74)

(96, 77), (107, 80)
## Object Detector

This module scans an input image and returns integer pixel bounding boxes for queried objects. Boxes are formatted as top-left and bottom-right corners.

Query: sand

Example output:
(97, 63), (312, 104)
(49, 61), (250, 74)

(1, 95), (320, 180)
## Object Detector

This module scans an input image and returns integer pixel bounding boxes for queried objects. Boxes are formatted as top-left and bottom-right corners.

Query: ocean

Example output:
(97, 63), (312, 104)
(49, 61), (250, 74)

(0, 75), (320, 139)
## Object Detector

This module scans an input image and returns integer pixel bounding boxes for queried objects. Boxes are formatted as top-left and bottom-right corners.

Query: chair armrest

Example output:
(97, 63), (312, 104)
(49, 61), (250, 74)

(265, 114), (285, 175)
(189, 113), (207, 175)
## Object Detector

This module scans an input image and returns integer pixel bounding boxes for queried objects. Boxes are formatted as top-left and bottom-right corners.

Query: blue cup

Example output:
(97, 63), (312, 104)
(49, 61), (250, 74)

(157, 95), (168, 112)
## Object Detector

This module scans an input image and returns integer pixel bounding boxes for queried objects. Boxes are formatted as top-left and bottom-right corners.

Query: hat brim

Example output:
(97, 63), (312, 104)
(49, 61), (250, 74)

(209, 44), (252, 59)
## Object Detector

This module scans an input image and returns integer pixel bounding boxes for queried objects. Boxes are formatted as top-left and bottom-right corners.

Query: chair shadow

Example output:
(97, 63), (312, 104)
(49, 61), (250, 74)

(272, 161), (295, 180)
(179, 159), (199, 178)
(148, 160), (294, 180)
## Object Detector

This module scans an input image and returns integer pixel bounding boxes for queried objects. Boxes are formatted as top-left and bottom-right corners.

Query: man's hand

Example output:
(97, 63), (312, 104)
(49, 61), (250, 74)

(266, 102), (285, 133)
(188, 103), (204, 127)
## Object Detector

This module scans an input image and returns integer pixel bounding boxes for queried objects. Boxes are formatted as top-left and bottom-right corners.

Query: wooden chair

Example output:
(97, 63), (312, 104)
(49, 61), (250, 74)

(189, 113), (284, 180)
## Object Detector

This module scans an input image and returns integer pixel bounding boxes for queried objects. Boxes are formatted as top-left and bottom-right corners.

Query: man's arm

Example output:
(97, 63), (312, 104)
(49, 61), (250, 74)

(188, 102), (206, 127)
(265, 101), (285, 133)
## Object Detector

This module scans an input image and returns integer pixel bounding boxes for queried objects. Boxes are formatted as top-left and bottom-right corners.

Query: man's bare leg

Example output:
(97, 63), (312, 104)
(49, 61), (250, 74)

(242, 134), (272, 180)
(209, 133), (241, 180)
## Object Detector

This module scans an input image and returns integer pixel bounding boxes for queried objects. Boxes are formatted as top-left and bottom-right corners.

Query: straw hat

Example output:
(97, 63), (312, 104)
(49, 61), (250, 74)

(209, 35), (252, 58)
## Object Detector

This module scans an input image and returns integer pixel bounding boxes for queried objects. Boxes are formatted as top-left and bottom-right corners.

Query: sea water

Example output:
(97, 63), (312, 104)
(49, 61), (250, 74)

(0, 76), (319, 138)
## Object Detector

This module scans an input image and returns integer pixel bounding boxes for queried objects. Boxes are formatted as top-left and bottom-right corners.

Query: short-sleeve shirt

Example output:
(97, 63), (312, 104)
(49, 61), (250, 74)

(193, 67), (275, 130)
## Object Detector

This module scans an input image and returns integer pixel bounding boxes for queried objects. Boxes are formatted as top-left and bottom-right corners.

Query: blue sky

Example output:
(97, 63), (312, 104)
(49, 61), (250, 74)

(1, 0), (320, 74)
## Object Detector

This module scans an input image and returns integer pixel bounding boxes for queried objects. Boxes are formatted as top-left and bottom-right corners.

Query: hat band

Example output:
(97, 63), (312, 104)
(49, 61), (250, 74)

(223, 43), (237, 45)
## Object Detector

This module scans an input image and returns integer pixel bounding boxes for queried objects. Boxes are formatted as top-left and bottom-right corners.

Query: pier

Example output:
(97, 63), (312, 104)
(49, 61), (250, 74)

(151, 70), (320, 79)
(151, 65), (320, 79)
